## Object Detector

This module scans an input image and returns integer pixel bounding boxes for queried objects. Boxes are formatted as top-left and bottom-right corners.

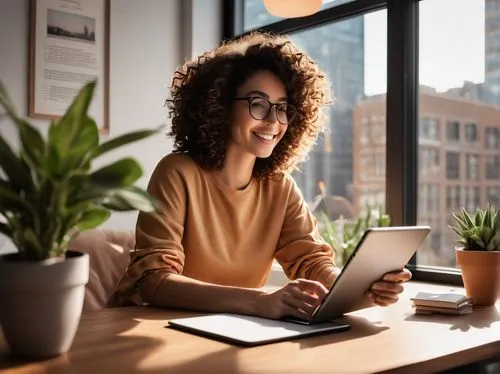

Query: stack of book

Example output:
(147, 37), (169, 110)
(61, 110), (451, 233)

(411, 292), (473, 315)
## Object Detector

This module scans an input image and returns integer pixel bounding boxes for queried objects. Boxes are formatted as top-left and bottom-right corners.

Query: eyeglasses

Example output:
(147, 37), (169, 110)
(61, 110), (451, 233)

(235, 96), (297, 125)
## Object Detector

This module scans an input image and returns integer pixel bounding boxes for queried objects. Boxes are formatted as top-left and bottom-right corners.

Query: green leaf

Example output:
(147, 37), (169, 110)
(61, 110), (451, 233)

(0, 136), (34, 191)
(483, 206), (492, 229)
(451, 212), (469, 231)
(104, 186), (160, 212)
(14, 227), (43, 261)
(0, 179), (33, 213)
(448, 225), (462, 237)
(470, 234), (485, 248)
(64, 116), (99, 170)
(461, 208), (475, 227)
(18, 119), (45, 169)
(47, 81), (96, 175)
(90, 158), (143, 187)
(474, 209), (483, 226)
(482, 226), (493, 245)
(93, 127), (162, 159)
(76, 208), (111, 230)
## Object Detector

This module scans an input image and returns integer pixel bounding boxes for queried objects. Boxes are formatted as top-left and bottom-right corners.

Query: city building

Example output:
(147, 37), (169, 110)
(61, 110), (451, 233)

(353, 88), (500, 266)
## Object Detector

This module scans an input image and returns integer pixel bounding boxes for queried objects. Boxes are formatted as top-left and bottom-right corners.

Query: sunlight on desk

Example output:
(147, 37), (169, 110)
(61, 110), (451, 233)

(1, 281), (499, 374)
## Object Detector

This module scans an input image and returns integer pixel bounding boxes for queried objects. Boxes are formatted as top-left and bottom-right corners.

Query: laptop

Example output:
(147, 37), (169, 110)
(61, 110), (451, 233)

(167, 225), (431, 346)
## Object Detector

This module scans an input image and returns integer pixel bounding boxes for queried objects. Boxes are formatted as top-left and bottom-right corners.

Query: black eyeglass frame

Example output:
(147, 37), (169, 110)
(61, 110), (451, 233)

(235, 96), (297, 125)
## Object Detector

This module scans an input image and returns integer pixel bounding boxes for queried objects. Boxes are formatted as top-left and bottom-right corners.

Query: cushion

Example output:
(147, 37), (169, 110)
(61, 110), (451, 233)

(69, 229), (135, 313)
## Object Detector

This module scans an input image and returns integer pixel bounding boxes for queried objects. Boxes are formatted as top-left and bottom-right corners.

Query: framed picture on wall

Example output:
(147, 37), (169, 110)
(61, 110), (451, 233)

(29, 0), (110, 134)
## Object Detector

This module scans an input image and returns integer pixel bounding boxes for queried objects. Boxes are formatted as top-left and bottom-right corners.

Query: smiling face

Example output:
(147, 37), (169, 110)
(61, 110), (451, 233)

(229, 70), (290, 160)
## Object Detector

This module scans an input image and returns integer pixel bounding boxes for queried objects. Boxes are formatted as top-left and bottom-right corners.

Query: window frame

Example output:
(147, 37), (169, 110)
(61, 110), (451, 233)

(223, 0), (463, 286)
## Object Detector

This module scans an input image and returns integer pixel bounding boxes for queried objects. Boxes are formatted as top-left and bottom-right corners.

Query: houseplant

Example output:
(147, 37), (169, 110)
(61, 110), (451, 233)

(0, 80), (161, 357)
(320, 205), (391, 266)
(449, 204), (500, 306)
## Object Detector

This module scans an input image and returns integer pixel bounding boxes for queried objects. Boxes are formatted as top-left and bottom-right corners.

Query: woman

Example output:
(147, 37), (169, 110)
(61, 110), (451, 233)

(110, 32), (411, 321)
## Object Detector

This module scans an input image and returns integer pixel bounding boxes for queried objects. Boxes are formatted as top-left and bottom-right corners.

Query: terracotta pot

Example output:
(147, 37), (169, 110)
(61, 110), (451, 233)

(455, 248), (500, 306)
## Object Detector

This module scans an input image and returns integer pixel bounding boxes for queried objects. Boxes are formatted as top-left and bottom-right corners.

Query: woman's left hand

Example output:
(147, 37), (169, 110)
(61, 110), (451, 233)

(368, 268), (412, 306)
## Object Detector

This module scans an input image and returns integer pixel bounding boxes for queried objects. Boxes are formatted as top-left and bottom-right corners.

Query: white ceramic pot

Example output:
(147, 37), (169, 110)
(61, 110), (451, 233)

(0, 251), (89, 357)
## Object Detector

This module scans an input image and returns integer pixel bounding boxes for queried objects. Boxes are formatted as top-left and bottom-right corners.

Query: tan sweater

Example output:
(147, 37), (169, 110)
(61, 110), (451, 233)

(110, 153), (335, 306)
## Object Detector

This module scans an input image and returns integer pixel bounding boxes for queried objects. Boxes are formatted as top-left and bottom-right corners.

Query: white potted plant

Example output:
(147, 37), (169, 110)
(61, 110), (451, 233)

(0, 80), (160, 357)
(449, 204), (500, 306)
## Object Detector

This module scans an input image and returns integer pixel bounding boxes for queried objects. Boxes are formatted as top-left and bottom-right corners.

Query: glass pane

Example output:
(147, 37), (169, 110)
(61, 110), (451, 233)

(286, 11), (387, 266)
(417, 0), (500, 267)
(243, 0), (359, 31)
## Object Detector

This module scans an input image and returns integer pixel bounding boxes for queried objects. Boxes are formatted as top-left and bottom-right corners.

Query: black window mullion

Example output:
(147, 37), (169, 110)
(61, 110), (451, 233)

(385, 0), (418, 229)
(223, 0), (242, 39)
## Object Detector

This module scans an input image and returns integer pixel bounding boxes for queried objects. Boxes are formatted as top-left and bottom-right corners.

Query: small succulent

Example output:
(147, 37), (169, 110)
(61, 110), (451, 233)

(449, 204), (500, 251)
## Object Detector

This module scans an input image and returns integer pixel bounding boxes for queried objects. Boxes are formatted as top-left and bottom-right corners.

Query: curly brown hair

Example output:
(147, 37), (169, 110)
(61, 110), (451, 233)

(166, 31), (332, 178)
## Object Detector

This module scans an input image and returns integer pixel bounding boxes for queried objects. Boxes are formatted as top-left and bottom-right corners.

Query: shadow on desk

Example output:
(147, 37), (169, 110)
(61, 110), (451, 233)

(0, 307), (168, 373)
(295, 314), (389, 349)
(0, 307), (390, 374)
(404, 305), (500, 332)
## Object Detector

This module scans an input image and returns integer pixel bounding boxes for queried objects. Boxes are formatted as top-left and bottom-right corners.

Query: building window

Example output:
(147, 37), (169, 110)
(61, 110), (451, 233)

(487, 186), (500, 207)
(465, 122), (478, 143)
(485, 127), (498, 149)
(419, 147), (440, 177)
(486, 155), (500, 179)
(420, 117), (440, 141)
(446, 152), (460, 179)
(465, 153), (479, 180)
(446, 121), (460, 142)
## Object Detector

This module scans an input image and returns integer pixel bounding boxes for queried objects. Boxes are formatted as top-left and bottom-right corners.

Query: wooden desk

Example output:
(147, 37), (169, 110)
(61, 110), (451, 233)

(1, 282), (499, 374)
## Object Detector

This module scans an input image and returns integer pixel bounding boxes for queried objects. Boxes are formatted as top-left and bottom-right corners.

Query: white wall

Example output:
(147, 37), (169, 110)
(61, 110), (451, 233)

(0, 0), (222, 253)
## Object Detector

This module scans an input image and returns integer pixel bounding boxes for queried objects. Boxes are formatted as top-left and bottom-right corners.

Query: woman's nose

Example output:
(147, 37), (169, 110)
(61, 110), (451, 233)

(264, 106), (279, 124)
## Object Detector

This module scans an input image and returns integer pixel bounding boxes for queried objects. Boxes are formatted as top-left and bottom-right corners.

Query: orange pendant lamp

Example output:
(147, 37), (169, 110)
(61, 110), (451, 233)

(263, 0), (323, 18)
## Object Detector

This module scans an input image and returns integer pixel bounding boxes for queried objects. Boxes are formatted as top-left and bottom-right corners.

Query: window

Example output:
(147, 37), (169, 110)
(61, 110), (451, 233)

(445, 152), (460, 180)
(486, 155), (500, 179)
(465, 123), (478, 143)
(419, 147), (440, 177)
(420, 117), (440, 141)
(273, 12), (387, 225)
(446, 121), (460, 142)
(228, 0), (497, 284)
(417, 0), (500, 271)
(466, 153), (479, 180)
(485, 127), (499, 149)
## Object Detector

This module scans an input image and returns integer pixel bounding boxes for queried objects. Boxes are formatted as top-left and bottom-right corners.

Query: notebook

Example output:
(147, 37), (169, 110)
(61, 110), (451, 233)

(411, 292), (472, 309)
(167, 314), (350, 346)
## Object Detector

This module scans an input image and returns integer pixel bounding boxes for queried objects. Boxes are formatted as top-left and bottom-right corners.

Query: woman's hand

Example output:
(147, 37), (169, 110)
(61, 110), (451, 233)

(258, 279), (328, 320)
(368, 268), (412, 306)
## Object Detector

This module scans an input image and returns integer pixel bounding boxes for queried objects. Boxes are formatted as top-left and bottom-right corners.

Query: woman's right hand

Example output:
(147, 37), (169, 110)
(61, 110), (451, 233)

(258, 279), (328, 320)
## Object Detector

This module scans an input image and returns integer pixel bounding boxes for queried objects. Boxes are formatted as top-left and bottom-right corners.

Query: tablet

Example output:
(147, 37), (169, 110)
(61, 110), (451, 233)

(310, 225), (431, 323)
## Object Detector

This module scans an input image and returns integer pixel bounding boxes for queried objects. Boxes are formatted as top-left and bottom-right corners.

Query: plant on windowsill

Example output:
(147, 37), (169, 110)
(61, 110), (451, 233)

(0, 80), (161, 358)
(320, 205), (391, 267)
(449, 204), (500, 306)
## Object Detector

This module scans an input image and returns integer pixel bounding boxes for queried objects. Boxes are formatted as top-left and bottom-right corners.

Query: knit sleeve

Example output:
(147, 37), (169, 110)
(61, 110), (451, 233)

(274, 176), (336, 282)
(108, 154), (188, 306)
